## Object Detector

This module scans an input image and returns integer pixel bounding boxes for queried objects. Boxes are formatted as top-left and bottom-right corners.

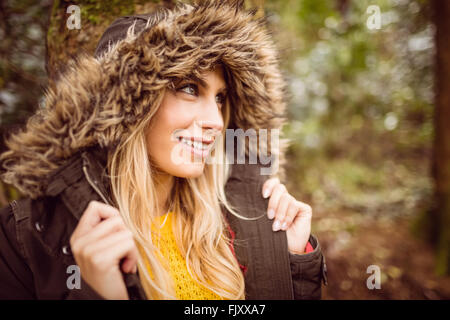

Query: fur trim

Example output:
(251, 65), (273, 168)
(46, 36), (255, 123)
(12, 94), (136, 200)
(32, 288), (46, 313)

(0, 0), (289, 199)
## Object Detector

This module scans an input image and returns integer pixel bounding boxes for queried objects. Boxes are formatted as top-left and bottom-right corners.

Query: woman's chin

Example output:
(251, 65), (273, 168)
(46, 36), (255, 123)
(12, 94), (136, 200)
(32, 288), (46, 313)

(171, 163), (206, 179)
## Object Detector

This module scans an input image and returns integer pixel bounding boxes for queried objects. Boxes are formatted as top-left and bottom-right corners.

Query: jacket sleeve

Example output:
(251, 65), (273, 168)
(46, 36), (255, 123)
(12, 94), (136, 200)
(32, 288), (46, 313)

(289, 233), (328, 300)
(0, 203), (36, 299)
(0, 203), (107, 300)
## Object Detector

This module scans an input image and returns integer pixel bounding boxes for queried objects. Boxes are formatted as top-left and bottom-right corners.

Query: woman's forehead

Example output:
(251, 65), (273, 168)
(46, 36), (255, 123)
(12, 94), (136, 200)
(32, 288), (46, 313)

(200, 68), (226, 88)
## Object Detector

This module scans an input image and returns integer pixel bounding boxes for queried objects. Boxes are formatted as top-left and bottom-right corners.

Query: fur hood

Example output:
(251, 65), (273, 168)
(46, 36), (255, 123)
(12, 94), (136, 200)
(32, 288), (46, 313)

(0, 0), (289, 200)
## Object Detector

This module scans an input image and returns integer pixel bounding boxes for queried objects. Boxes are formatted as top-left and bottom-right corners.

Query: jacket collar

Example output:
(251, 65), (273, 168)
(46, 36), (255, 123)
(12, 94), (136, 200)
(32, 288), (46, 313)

(29, 147), (111, 258)
(42, 146), (113, 221)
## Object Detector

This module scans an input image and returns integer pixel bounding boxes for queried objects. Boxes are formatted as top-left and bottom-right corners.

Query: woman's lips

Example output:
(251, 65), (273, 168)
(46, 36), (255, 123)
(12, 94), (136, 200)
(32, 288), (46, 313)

(177, 136), (213, 158)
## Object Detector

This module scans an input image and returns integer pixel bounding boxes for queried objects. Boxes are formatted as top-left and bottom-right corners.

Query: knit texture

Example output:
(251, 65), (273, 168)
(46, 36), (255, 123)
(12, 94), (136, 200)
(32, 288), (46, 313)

(147, 211), (225, 300)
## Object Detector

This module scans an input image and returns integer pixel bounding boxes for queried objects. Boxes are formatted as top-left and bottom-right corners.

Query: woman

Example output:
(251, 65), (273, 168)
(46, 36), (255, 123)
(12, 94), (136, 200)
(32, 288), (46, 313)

(0, 0), (327, 300)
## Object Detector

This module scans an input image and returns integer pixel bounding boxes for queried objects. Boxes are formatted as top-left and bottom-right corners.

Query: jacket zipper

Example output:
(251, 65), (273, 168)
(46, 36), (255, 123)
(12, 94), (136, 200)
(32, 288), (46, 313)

(82, 163), (111, 206)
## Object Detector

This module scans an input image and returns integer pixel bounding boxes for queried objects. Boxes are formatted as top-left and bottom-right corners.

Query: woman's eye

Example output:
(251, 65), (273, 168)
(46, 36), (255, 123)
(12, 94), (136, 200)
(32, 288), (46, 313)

(177, 83), (226, 106)
(178, 83), (197, 96)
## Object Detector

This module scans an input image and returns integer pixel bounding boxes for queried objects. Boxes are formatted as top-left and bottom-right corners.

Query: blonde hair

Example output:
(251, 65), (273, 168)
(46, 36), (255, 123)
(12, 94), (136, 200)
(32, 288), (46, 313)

(107, 71), (246, 299)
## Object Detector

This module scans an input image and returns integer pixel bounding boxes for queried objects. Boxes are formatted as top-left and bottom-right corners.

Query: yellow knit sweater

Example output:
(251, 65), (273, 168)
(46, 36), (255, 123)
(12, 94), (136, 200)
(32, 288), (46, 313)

(146, 211), (224, 300)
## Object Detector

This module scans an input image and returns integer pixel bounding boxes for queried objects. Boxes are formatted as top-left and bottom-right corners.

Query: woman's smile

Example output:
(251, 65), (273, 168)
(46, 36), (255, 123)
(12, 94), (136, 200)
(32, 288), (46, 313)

(177, 135), (215, 158)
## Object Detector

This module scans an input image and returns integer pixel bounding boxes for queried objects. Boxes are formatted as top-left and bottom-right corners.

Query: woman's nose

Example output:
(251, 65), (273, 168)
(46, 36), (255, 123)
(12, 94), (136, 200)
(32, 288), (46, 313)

(197, 100), (224, 133)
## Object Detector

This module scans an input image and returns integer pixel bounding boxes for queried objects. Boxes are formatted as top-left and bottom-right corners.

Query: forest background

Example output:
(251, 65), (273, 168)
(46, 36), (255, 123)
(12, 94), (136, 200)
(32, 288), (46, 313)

(0, 0), (449, 299)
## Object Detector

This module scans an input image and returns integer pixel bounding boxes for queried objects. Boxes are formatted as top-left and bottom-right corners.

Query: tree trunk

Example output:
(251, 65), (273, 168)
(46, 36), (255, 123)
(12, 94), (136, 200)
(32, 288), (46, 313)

(46, 0), (173, 84)
(430, 0), (450, 275)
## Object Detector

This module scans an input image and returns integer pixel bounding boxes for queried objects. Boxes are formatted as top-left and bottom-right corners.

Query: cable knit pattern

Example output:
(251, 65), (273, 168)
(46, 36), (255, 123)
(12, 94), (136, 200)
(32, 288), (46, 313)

(148, 211), (225, 300)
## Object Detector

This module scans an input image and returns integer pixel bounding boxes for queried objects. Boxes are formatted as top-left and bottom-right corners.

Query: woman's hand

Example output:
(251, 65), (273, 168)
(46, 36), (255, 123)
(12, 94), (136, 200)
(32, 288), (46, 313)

(70, 200), (139, 300)
(262, 177), (312, 255)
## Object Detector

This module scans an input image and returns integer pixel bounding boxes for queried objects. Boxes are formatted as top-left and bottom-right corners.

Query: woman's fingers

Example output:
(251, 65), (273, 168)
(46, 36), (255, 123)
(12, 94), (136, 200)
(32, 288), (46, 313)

(100, 233), (138, 274)
(296, 201), (313, 220)
(279, 198), (300, 231)
(72, 215), (127, 255)
(78, 229), (138, 274)
(265, 180), (313, 232)
(71, 201), (120, 240)
(272, 193), (291, 231)
(262, 177), (280, 199)
(266, 183), (286, 219)
(71, 200), (137, 274)
(277, 200), (313, 231)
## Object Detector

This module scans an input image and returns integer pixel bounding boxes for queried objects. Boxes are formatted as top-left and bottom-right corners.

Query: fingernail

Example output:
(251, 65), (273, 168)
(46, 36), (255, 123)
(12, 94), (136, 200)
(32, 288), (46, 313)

(263, 189), (270, 198)
(272, 220), (281, 231)
(281, 222), (287, 230)
(267, 209), (275, 219)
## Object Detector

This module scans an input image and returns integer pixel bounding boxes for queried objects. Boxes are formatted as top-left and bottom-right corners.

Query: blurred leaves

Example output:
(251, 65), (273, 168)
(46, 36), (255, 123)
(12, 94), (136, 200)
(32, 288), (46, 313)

(0, 0), (52, 129)
(262, 0), (434, 219)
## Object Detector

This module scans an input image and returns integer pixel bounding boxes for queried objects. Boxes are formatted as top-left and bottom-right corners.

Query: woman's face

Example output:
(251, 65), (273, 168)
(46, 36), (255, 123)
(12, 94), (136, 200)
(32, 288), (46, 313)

(146, 66), (227, 179)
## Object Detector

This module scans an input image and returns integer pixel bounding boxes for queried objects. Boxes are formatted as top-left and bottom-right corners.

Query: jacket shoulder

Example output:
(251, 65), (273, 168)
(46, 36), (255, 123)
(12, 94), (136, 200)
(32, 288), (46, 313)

(0, 200), (36, 299)
(0, 202), (16, 243)
(0, 200), (30, 257)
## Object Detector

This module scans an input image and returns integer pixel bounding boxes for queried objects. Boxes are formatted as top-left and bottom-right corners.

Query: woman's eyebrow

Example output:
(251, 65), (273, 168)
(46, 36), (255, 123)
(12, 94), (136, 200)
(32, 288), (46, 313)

(195, 76), (227, 94)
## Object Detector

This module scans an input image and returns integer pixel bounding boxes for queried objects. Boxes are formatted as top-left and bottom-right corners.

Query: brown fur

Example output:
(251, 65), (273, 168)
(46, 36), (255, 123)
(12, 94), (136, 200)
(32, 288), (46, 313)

(0, 0), (289, 199)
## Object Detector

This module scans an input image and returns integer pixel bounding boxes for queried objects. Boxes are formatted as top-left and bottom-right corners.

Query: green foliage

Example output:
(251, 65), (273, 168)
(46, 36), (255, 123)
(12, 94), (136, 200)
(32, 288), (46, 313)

(78, 0), (137, 24)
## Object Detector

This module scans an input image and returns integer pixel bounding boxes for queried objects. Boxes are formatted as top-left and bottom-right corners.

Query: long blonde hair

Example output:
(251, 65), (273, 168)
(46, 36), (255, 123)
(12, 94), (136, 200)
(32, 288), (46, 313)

(107, 70), (246, 299)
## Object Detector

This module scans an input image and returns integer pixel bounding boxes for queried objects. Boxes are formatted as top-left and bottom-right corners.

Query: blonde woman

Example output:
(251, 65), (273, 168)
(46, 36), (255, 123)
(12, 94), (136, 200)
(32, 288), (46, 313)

(0, 0), (326, 300)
